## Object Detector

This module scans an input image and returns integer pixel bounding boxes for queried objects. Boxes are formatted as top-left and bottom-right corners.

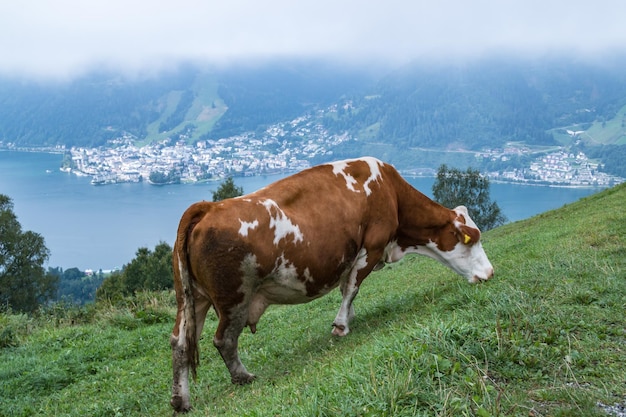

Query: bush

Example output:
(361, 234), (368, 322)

(432, 164), (507, 230)
(95, 242), (173, 303)
(0, 312), (32, 348)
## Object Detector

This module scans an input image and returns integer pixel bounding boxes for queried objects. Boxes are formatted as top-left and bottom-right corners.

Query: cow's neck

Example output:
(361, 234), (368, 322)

(394, 177), (453, 244)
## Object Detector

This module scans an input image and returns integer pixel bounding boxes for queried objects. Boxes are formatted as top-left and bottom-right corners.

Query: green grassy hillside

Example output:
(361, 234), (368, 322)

(553, 104), (626, 146)
(142, 72), (228, 145)
(1, 184), (624, 416)
(583, 104), (626, 145)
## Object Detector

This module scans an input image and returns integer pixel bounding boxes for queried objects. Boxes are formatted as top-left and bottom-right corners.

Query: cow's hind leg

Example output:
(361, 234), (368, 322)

(170, 308), (192, 413)
(170, 296), (211, 413)
(213, 303), (256, 385)
(170, 297), (211, 413)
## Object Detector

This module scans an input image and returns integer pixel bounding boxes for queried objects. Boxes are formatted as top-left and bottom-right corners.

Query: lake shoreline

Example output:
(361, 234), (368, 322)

(1, 151), (603, 270)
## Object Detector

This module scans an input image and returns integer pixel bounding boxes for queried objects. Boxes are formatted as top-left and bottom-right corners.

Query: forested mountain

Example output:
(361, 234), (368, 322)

(210, 61), (375, 139)
(0, 68), (200, 147)
(326, 56), (626, 150)
(1, 55), (626, 154)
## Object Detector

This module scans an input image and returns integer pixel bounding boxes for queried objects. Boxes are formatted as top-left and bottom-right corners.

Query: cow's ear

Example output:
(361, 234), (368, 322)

(457, 223), (480, 245)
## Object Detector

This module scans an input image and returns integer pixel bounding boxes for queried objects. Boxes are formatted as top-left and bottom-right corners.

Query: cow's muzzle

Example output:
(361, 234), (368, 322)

(472, 267), (494, 283)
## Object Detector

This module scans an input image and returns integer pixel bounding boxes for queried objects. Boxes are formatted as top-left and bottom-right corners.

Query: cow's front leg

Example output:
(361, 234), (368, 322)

(332, 284), (358, 336)
(332, 247), (382, 337)
(214, 304), (256, 384)
(332, 248), (370, 336)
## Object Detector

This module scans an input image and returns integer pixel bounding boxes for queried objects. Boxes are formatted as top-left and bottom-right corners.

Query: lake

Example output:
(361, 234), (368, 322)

(1, 151), (602, 270)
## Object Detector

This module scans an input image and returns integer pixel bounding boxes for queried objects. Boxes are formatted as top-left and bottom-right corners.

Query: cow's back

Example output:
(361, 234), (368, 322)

(184, 158), (401, 299)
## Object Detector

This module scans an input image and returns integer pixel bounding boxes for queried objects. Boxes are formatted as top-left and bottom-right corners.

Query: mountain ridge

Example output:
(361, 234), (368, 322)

(1, 56), (625, 168)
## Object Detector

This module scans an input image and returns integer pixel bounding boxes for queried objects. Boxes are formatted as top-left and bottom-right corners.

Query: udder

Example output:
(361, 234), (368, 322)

(246, 277), (330, 333)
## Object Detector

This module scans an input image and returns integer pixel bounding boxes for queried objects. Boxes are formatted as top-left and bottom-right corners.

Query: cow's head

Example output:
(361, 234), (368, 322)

(418, 206), (494, 283)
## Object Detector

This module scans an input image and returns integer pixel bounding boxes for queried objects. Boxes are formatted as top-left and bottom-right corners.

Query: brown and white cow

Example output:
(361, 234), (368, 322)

(170, 157), (493, 412)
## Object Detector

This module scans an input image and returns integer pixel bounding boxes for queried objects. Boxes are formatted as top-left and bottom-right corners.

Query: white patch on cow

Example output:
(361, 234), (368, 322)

(240, 253), (265, 330)
(238, 219), (259, 237)
(416, 240), (493, 283)
(360, 157), (383, 196)
(240, 253), (260, 279)
(373, 240), (419, 270)
(354, 247), (369, 271)
(256, 253), (310, 304)
(238, 253), (261, 298)
(453, 205), (478, 228)
(382, 240), (408, 263)
(171, 257), (193, 411)
(329, 157), (383, 196)
(331, 160), (359, 193)
(177, 257), (194, 340)
(450, 206), (493, 282)
(261, 199), (304, 245)
(273, 253), (299, 284)
(303, 267), (314, 283)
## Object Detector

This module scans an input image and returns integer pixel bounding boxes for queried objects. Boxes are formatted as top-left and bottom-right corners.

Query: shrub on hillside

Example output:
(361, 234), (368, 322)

(96, 242), (173, 303)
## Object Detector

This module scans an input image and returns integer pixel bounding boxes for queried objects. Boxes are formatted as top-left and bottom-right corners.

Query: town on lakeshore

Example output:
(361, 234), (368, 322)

(66, 141), (623, 188)
(63, 111), (348, 185)
(5, 109), (625, 188)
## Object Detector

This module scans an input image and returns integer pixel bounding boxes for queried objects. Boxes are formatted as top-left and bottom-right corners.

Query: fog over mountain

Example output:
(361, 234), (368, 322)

(1, 0), (626, 80)
(2, 55), (626, 151)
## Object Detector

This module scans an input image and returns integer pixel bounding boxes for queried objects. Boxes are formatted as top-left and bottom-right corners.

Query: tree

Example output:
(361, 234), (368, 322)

(124, 242), (173, 293)
(95, 241), (173, 302)
(95, 270), (125, 303)
(432, 165), (507, 231)
(0, 194), (58, 312)
(54, 267), (104, 305)
(212, 177), (244, 201)
(149, 170), (181, 185)
(147, 241), (175, 291)
(124, 247), (151, 294)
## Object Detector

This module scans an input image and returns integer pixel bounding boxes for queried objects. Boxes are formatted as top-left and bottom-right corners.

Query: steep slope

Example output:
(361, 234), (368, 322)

(1, 184), (624, 416)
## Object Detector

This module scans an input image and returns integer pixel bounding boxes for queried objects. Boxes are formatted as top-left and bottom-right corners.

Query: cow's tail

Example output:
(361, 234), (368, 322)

(173, 203), (206, 380)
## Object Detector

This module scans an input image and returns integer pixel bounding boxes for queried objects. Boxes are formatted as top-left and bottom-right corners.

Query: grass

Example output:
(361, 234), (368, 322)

(552, 103), (626, 146)
(1, 184), (625, 416)
(583, 104), (626, 145)
(140, 72), (227, 146)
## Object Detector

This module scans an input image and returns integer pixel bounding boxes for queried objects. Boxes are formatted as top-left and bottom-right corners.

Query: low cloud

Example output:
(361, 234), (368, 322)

(2, 0), (625, 79)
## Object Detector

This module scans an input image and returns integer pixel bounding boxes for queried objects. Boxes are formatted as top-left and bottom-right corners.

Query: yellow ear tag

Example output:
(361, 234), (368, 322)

(463, 234), (472, 244)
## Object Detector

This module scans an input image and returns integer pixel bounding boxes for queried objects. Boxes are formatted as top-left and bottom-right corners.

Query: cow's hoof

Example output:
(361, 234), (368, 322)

(170, 395), (191, 413)
(331, 324), (349, 337)
(232, 372), (256, 385)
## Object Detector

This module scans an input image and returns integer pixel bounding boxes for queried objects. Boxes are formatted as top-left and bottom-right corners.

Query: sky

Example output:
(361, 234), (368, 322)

(2, 0), (626, 80)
